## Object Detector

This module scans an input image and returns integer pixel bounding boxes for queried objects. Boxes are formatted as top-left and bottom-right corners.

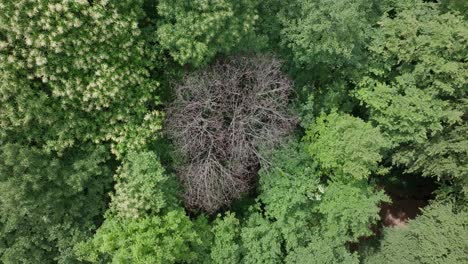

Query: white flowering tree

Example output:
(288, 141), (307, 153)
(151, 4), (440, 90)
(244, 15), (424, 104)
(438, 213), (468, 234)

(0, 0), (162, 156)
(0, 1), (163, 263)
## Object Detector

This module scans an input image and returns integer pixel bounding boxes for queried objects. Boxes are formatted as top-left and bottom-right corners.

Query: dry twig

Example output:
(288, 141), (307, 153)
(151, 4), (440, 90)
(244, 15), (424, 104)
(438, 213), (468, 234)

(166, 55), (296, 213)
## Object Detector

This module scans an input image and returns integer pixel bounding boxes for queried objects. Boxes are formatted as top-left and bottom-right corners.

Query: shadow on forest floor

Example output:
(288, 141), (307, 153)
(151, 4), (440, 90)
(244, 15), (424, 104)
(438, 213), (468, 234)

(378, 175), (436, 228)
(350, 174), (437, 252)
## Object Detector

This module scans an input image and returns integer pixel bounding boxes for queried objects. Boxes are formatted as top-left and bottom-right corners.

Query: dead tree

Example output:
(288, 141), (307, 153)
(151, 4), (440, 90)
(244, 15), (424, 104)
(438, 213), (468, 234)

(166, 55), (296, 213)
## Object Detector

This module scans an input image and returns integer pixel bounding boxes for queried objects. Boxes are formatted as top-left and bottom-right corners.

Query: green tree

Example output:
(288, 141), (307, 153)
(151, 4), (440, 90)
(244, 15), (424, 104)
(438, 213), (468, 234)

(78, 211), (201, 264)
(279, 0), (391, 121)
(76, 152), (205, 264)
(317, 181), (389, 242)
(0, 0), (162, 157)
(356, 2), (466, 146)
(210, 213), (242, 264)
(440, 0), (467, 15)
(208, 137), (389, 263)
(365, 203), (468, 264)
(156, 0), (259, 66)
(240, 212), (284, 264)
(285, 237), (359, 264)
(258, 140), (322, 251)
(356, 1), (467, 203)
(280, 0), (381, 69)
(108, 152), (178, 219)
(0, 144), (112, 264)
(304, 112), (391, 180)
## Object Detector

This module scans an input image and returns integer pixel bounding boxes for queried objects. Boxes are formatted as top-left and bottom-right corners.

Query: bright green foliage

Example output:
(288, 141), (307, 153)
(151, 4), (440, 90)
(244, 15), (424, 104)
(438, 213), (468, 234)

(280, 0), (381, 69)
(356, 2), (467, 146)
(109, 152), (178, 219)
(305, 112), (391, 180)
(285, 237), (359, 264)
(78, 210), (201, 264)
(317, 181), (389, 242)
(157, 0), (259, 66)
(0, 144), (112, 264)
(241, 212), (284, 264)
(76, 152), (205, 264)
(258, 140), (322, 250)
(254, 140), (386, 262)
(210, 209), (287, 264)
(365, 203), (468, 264)
(0, 0), (162, 157)
(211, 213), (241, 264)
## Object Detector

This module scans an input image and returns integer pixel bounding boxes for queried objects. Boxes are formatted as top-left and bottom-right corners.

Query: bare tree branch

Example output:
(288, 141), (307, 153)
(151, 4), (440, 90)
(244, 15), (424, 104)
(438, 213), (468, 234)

(166, 55), (296, 213)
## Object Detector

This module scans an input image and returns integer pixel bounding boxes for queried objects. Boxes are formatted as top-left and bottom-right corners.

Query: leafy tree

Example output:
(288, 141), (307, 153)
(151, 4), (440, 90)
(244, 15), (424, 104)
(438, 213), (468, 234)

(240, 212), (284, 264)
(356, 2), (467, 205)
(285, 237), (359, 264)
(280, 0), (383, 70)
(304, 112), (391, 180)
(393, 122), (468, 206)
(211, 213), (242, 264)
(76, 152), (205, 264)
(0, 144), (112, 264)
(440, 0), (467, 15)
(258, 140), (322, 251)
(156, 0), (259, 66)
(108, 152), (178, 219)
(279, 0), (391, 121)
(356, 2), (466, 146)
(317, 181), (389, 243)
(0, 0), (162, 157)
(365, 202), (468, 264)
(206, 136), (390, 263)
(77, 211), (201, 264)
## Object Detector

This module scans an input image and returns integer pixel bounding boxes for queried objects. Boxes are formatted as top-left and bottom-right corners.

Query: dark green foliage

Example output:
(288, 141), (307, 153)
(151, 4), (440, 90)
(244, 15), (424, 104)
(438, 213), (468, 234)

(157, 0), (259, 66)
(356, 2), (468, 206)
(280, 0), (380, 69)
(279, 0), (391, 121)
(440, 0), (468, 15)
(0, 144), (112, 264)
(356, 2), (467, 146)
(365, 203), (468, 264)
(394, 123), (468, 205)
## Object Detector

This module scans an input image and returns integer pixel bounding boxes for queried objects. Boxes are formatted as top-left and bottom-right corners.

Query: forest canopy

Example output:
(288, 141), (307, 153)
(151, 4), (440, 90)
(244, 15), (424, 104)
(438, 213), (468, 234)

(0, 0), (466, 263)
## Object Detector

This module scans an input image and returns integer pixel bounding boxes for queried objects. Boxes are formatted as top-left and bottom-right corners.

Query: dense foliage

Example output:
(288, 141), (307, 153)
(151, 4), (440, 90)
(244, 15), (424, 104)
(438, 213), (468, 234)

(0, 0), (466, 263)
(365, 203), (468, 264)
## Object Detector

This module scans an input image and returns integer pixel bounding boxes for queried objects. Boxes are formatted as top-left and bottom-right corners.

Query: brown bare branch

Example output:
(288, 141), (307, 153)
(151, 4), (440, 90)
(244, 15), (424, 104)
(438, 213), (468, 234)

(166, 55), (296, 213)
